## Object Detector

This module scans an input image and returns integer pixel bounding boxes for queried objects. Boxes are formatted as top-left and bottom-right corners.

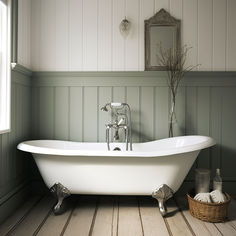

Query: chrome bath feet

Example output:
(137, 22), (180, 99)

(152, 184), (174, 216)
(50, 183), (71, 215)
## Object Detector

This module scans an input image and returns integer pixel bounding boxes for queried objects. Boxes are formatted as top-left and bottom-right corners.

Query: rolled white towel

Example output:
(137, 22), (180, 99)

(194, 192), (212, 203)
(210, 190), (227, 203)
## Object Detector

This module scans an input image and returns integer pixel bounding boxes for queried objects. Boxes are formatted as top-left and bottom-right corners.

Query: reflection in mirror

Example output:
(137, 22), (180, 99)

(145, 9), (180, 71)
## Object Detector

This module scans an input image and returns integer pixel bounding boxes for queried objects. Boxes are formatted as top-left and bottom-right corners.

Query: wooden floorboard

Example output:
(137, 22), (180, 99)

(36, 196), (76, 236)
(176, 197), (222, 236)
(138, 197), (169, 236)
(117, 196), (143, 236)
(91, 196), (114, 236)
(7, 195), (55, 236)
(164, 199), (194, 236)
(62, 196), (97, 236)
(0, 195), (41, 236)
(214, 198), (236, 236)
(1, 195), (236, 236)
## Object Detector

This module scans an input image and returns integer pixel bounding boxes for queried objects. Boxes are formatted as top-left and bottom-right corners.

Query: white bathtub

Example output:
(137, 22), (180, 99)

(17, 135), (215, 195)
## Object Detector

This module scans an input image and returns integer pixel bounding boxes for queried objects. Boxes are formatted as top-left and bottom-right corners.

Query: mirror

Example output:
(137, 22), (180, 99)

(145, 9), (180, 70)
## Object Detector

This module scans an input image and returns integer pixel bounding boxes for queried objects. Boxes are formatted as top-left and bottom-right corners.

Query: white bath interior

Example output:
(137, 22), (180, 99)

(18, 135), (215, 196)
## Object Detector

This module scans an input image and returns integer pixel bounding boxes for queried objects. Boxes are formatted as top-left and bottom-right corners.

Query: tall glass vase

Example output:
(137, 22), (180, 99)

(168, 96), (177, 137)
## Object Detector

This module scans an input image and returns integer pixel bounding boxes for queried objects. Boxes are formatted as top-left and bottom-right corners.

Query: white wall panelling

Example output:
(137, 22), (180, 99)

(18, 0), (31, 68)
(18, 0), (235, 71)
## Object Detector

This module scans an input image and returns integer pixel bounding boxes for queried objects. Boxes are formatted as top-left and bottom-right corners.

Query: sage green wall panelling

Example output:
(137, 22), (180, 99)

(210, 87), (222, 175)
(173, 87), (186, 137)
(221, 87), (236, 179)
(9, 84), (16, 180)
(31, 71), (236, 194)
(98, 87), (112, 142)
(39, 87), (54, 139)
(32, 86), (39, 139)
(140, 87), (154, 142)
(155, 87), (168, 139)
(0, 69), (31, 224)
(70, 87), (83, 141)
(55, 87), (69, 140)
(84, 87), (98, 142)
(197, 87), (210, 169)
(127, 87), (140, 143)
(113, 87), (126, 141)
(185, 87), (197, 181)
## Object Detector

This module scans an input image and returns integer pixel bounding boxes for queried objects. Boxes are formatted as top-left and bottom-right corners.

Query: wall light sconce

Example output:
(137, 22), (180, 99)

(119, 18), (131, 39)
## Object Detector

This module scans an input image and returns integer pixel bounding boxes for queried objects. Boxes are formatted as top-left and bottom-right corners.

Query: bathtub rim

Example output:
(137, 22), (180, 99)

(17, 135), (216, 158)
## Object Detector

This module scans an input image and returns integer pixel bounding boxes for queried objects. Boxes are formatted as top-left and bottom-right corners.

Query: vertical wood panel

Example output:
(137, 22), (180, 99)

(170, 0), (182, 40)
(83, 0), (98, 70)
(197, 87), (210, 168)
(154, 87), (168, 139)
(183, 0), (198, 69)
(213, 0), (226, 70)
(98, 87), (112, 142)
(113, 87), (126, 103)
(9, 84), (16, 181)
(16, 85), (23, 177)
(55, 87), (69, 140)
(118, 197), (143, 236)
(31, 0), (41, 71)
(127, 87), (140, 142)
(69, 87), (83, 141)
(17, 0), (24, 66)
(140, 87), (154, 142)
(39, 87), (54, 139)
(97, 0), (112, 70)
(0, 137), (2, 187)
(83, 87), (98, 141)
(22, 86), (29, 139)
(174, 86), (186, 136)
(210, 87), (222, 173)
(170, 0), (182, 19)
(55, 0), (69, 70)
(29, 0), (236, 71)
(155, 0), (170, 12)
(32, 87), (40, 139)
(126, 0), (139, 70)
(69, 0), (83, 71)
(221, 87), (236, 178)
(40, 0), (56, 70)
(26, 0), (31, 68)
(198, 0), (213, 70)
(112, 87), (126, 141)
(139, 0), (154, 70)
(185, 87), (197, 180)
(112, 0), (125, 70)
(0, 134), (8, 187)
(227, 0), (236, 70)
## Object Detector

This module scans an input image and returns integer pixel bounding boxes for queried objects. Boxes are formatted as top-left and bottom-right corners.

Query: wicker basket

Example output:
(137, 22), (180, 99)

(187, 189), (231, 222)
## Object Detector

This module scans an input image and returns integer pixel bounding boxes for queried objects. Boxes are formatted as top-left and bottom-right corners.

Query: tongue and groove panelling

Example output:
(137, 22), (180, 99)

(31, 72), (236, 193)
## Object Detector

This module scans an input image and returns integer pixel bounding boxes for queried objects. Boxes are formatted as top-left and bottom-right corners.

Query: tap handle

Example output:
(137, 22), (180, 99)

(118, 117), (125, 125)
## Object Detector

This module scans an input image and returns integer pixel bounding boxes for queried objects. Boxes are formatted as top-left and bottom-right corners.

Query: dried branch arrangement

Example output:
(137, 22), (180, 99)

(158, 45), (199, 137)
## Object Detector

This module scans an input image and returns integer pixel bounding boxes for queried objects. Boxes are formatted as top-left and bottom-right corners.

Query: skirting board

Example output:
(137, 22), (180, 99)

(0, 182), (31, 224)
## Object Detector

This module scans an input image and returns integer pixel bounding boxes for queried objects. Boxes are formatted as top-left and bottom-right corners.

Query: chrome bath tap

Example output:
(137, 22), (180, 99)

(101, 103), (132, 151)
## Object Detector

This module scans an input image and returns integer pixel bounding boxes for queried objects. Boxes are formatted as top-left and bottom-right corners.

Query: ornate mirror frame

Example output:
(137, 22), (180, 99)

(145, 9), (181, 71)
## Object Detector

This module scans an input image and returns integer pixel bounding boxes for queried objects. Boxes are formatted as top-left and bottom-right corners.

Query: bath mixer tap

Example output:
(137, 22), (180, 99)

(101, 103), (132, 151)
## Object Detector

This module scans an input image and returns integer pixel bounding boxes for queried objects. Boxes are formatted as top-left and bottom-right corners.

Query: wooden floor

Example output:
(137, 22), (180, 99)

(0, 195), (236, 236)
